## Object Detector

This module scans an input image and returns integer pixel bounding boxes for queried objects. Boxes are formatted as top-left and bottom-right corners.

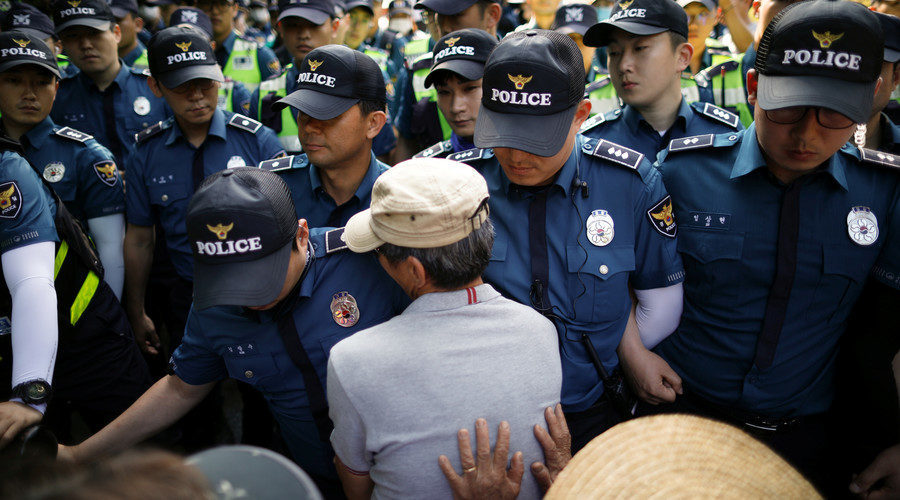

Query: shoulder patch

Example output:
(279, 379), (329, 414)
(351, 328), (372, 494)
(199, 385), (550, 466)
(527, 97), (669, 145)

(0, 182), (22, 219)
(228, 114), (263, 134)
(587, 139), (644, 170)
(646, 195), (677, 238)
(579, 113), (606, 132)
(325, 228), (348, 254)
(447, 147), (494, 164)
(93, 160), (119, 187)
(54, 127), (93, 143)
(134, 120), (171, 144)
(258, 155), (308, 172)
(668, 134), (715, 153)
(696, 102), (740, 129)
(859, 148), (900, 170)
(414, 140), (452, 158)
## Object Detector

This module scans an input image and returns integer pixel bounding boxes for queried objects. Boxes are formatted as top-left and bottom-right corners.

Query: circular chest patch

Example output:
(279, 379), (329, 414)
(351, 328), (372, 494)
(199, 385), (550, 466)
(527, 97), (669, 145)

(847, 206), (878, 246)
(43, 162), (65, 183)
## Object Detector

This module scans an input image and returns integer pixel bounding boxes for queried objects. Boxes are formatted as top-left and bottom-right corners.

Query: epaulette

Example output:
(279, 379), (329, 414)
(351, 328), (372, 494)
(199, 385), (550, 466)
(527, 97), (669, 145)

(325, 227), (348, 254)
(585, 139), (644, 171)
(706, 46), (733, 56)
(446, 147), (493, 163)
(228, 114), (263, 134)
(693, 102), (740, 129)
(410, 52), (433, 72)
(129, 66), (151, 77)
(258, 154), (309, 172)
(859, 148), (900, 170)
(584, 75), (611, 95)
(697, 59), (740, 80)
(666, 132), (741, 155)
(54, 126), (93, 143)
(579, 113), (606, 132)
(414, 140), (452, 158)
(134, 119), (172, 143)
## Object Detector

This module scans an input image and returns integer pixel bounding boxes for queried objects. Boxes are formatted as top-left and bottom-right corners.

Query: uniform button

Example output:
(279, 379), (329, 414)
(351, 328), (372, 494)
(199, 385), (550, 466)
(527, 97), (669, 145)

(161, 194), (168, 202)
(599, 265), (609, 275)
(244, 370), (253, 379)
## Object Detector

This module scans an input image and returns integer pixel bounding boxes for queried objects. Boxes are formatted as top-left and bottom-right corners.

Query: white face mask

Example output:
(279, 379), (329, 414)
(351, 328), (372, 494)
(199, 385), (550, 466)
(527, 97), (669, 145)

(249, 7), (270, 25)
(139, 5), (160, 22)
(388, 17), (413, 34)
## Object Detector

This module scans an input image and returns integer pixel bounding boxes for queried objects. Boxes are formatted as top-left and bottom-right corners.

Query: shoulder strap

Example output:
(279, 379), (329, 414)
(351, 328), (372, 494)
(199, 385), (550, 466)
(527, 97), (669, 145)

(227, 114), (263, 134)
(54, 127), (93, 143)
(859, 148), (900, 170)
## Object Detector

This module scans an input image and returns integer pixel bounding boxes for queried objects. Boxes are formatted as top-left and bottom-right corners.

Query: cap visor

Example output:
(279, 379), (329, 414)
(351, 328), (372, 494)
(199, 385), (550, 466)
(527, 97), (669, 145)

(158, 64), (225, 89)
(275, 89), (359, 120)
(345, 2), (375, 14)
(757, 74), (876, 125)
(583, 21), (666, 47)
(424, 60), (485, 88)
(111, 7), (132, 19)
(885, 48), (900, 64)
(55, 19), (112, 35)
(13, 27), (55, 41)
(475, 104), (578, 157)
(192, 240), (292, 310)
(344, 209), (384, 253)
(278, 7), (330, 25)
(677, 0), (716, 10)
(0, 59), (60, 78)
(414, 0), (475, 15)
(556, 25), (590, 37)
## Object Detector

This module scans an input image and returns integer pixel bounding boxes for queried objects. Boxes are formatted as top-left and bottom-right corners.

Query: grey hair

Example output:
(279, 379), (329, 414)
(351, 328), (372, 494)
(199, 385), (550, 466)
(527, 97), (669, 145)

(379, 218), (494, 289)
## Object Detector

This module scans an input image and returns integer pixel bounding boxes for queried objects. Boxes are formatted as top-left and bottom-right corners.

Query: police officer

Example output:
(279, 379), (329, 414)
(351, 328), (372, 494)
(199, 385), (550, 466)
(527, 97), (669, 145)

(0, 31), (126, 299)
(0, 34), (149, 446)
(343, 0), (393, 81)
(678, 0), (733, 74)
(551, 3), (611, 118)
(457, 30), (685, 452)
(580, 0), (714, 118)
(578, 0), (742, 160)
(50, 0), (171, 169)
(368, 0), (413, 81)
(259, 44), (390, 228)
(651, 2), (898, 494)
(413, 29), (497, 159)
(0, 3), (75, 77)
(59, 167), (408, 497)
(112, 0), (148, 71)
(124, 26), (282, 356)
(251, 0), (396, 157)
(861, 11), (900, 154)
(196, 0), (281, 92)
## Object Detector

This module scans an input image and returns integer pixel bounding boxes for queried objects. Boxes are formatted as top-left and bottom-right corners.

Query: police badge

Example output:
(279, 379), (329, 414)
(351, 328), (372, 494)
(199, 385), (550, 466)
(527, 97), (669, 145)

(331, 292), (359, 327)
(586, 209), (614, 246)
(226, 155), (247, 168)
(133, 96), (151, 116)
(93, 160), (119, 187)
(847, 206), (878, 246)
(43, 162), (65, 183)
(0, 182), (22, 219)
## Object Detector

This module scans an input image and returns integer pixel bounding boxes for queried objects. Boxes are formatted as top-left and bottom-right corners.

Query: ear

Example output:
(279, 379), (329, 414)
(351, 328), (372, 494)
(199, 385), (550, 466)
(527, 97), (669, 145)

(296, 218), (310, 249)
(147, 76), (164, 98)
(746, 68), (758, 106)
(365, 110), (388, 140)
(873, 76), (883, 103)
(135, 15), (145, 31)
(572, 99), (592, 130)
(330, 17), (342, 35)
(485, 3), (503, 31)
(112, 23), (122, 43)
(406, 256), (429, 289)
(676, 42), (693, 72)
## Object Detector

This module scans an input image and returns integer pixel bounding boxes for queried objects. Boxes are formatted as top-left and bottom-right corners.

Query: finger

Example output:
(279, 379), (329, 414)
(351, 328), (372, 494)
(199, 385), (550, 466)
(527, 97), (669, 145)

(508, 451), (525, 489)
(148, 329), (161, 348)
(474, 418), (491, 469)
(553, 404), (570, 443)
(654, 383), (677, 403)
(0, 421), (20, 450)
(661, 369), (683, 395)
(533, 424), (556, 456)
(532, 462), (553, 493)
(851, 454), (895, 495)
(439, 455), (462, 483)
(456, 428), (476, 472)
(493, 421), (511, 471)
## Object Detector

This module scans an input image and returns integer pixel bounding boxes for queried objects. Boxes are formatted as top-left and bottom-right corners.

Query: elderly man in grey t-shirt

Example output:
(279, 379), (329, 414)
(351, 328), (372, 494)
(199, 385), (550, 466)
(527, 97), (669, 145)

(328, 157), (562, 499)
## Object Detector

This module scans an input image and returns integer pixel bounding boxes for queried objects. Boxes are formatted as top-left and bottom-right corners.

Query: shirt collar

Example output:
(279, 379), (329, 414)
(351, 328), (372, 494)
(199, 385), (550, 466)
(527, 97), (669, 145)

(75, 59), (129, 91)
(222, 31), (238, 53)
(165, 108), (228, 146)
(622, 99), (690, 135)
(309, 151), (383, 203)
(503, 140), (579, 198)
(403, 283), (500, 315)
(125, 42), (146, 62)
(23, 117), (56, 150)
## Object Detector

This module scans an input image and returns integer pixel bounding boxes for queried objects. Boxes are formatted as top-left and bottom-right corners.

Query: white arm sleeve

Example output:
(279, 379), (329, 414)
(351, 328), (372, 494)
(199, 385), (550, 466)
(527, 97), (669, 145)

(88, 214), (125, 300)
(4, 242), (58, 413)
(634, 283), (684, 349)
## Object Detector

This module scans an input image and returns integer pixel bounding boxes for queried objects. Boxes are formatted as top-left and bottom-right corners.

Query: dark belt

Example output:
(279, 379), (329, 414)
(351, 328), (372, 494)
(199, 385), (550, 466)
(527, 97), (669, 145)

(683, 392), (804, 433)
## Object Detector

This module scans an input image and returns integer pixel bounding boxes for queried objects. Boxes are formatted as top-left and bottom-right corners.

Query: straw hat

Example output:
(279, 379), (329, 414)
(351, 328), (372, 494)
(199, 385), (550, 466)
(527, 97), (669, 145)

(545, 414), (821, 499)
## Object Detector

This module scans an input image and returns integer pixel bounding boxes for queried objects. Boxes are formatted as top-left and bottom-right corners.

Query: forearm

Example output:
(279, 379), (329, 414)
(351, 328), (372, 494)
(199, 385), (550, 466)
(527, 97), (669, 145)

(720, 0), (754, 53)
(335, 455), (374, 500)
(616, 303), (644, 363)
(123, 224), (154, 318)
(71, 375), (213, 463)
(88, 214), (125, 300)
(633, 284), (683, 349)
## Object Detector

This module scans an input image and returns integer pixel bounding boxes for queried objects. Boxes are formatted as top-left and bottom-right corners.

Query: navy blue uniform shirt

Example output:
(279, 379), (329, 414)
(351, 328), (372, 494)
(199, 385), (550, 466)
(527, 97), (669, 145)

(0, 151), (58, 254)
(126, 109), (284, 281)
(457, 136), (684, 412)
(20, 118), (124, 225)
(51, 62), (171, 168)
(170, 229), (409, 479)
(876, 113), (900, 154)
(580, 99), (743, 162)
(654, 125), (900, 417)
(259, 151), (389, 228)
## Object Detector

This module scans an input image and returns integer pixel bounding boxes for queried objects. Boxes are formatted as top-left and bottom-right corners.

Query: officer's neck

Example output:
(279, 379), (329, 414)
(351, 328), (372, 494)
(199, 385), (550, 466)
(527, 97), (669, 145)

(631, 87), (683, 133)
(86, 58), (122, 92)
(214, 28), (233, 46)
(314, 152), (371, 206)
(0, 116), (37, 143)
(864, 112), (885, 151)
(118, 39), (139, 60)
(175, 114), (213, 148)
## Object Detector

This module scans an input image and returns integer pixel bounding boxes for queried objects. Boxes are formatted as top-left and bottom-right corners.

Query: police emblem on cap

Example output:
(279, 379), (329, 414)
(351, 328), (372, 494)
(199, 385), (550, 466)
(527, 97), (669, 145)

(847, 206), (878, 246)
(13, 14), (30, 25)
(331, 291), (359, 327)
(0, 182), (21, 219)
(12, 38), (29, 48)
(68, 0), (81, 7)
(207, 223), (234, 240)
(444, 36), (461, 47)
(43, 162), (65, 183)
(182, 10), (198, 23)
(133, 96), (150, 116)
(647, 195), (677, 238)
(93, 161), (118, 187)
(308, 59), (323, 72)
(565, 7), (583, 23)
(508, 74), (532, 90)
(176, 41), (192, 52)
(226, 155), (246, 169)
(812, 30), (843, 49)
(586, 209), (614, 247)
(618, 0), (634, 9)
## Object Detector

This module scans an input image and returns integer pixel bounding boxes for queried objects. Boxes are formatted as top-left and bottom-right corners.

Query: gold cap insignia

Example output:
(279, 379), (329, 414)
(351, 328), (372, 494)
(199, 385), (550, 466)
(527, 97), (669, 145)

(308, 59), (323, 72)
(445, 36), (461, 47)
(12, 38), (29, 48)
(812, 30), (843, 49)
(68, 0), (81, 7)
(207, 223), (234, 241)
(176, 41), (192, 52)
(618, 0), (635, 9)
(508, 74), (533, 90)
(0, 185), (15, 208)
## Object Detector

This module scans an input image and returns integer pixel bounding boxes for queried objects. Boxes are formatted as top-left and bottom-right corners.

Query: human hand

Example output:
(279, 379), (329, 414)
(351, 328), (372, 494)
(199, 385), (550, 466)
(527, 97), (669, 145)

(439, 419), (524, 500)
(130, 311), (160, 356)
(0, 401), (42, 450)
(531, 404), (572, 493)
(850, 444), (900, 499)
(620, 344), (683, 405)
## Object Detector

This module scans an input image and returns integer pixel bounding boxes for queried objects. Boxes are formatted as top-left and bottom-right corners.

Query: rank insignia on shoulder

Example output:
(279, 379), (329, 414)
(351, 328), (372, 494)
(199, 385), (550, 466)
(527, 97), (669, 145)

(55, 127), (92, 143)
(259, 155), (306, 172)
(414, 140), (452, 159)
(589, 139), (644, 170)
(647, 195), (677, 238)
(447, 147), (493, 163)
(579, 113), (606, 132)
(325, 228), (348, 254)
(860, 148), (900, 170)
(697, 102), (740, 129)
(584, 76), (611, 94)
(228, 114), (263, 134)
(0, 182), (22, 219)
(134, 120), (170, 143)
(668, 134), (715, 153)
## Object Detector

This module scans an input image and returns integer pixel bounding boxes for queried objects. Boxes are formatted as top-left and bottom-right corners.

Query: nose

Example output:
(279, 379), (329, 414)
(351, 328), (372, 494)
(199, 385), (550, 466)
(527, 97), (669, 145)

(790, 108), (821, 141)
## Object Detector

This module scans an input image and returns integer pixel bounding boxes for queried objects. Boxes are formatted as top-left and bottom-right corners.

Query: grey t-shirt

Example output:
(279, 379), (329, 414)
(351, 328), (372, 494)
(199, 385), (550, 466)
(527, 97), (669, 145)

(327, 283), (562, 499)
